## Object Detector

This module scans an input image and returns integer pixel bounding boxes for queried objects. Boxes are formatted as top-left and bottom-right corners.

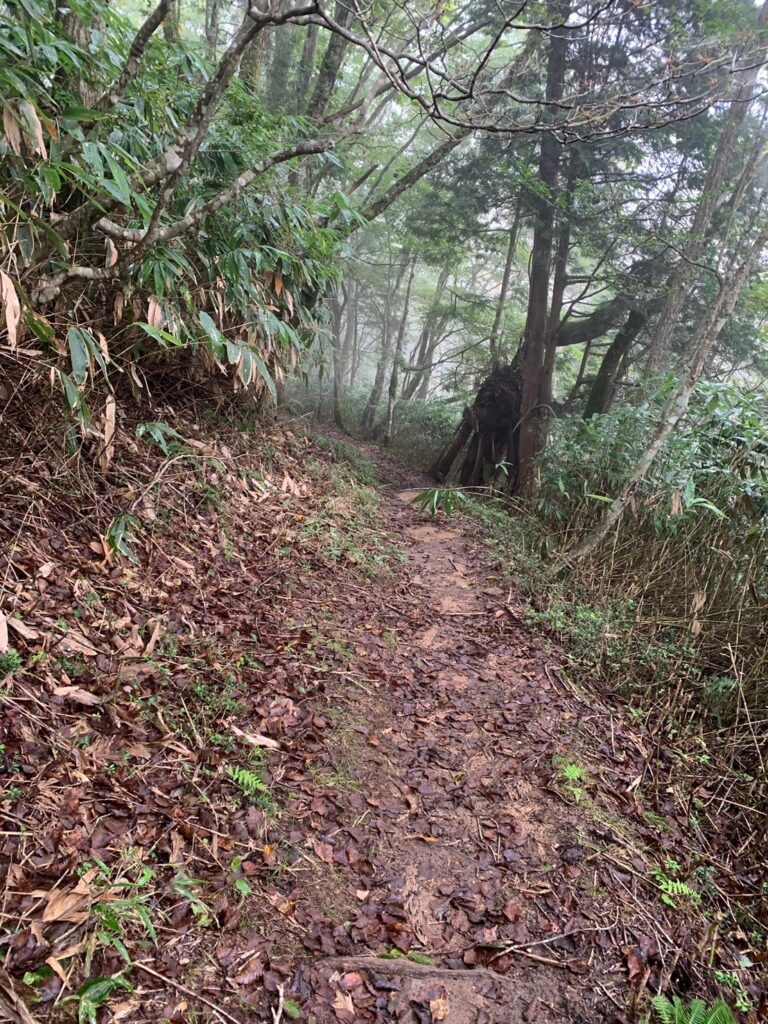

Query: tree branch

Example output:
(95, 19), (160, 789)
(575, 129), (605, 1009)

(94, 0), (175, 113)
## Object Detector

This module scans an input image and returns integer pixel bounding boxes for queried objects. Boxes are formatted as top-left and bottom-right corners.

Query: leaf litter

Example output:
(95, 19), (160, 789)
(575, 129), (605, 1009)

(0, 413), (764, 1024)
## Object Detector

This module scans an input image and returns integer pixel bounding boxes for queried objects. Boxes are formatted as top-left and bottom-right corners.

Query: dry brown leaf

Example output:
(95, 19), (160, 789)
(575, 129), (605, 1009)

(53, 685), (103, 706)
(44, 956), (68, 986)
(41, 886), (90, 923)
(169, 829), (185, 864)
(18, 99), (47, 159)
(112, 999), (141, 1021)
(97, 331), (109, 363)
(332, 989), (354, 1022)
(114, 292), (125, 324)
(430, 995), (449, 1021)
(125, 742), (153, 759)
(105, 237), (118, 268)
(2, 103), (21, 156)
(147, 295), (162, 328)
(0, 270), (21, 349)
(0, 966), (40, 1024)
(313, 841), (334, 864)
(7, 617), (39, 641)
(230, 723), (281, 750)
(100, 394), (116, 473)
(58, 630), (99, 657)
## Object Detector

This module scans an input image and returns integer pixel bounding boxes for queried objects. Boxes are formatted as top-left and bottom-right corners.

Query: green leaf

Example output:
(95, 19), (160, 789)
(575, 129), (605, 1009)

(234, 878), (251, 897)
(102, 148), (132, 206)
(105, 515), (140, 564)
(135, 421), (186, 455)
(244, 345), (276, 401)
(406, 951), (435, 965)
(283, 998), (302, 1020)
(198, 310), (226, 360)
(67, 327), (90, 386)
(58, 370), (90, 426)
(135, 322), (184, 348)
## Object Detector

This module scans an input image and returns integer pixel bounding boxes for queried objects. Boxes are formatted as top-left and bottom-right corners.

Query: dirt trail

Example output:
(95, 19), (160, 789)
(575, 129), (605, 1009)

(263, 449), (687, 1024)
(2, 426), (732, 1024)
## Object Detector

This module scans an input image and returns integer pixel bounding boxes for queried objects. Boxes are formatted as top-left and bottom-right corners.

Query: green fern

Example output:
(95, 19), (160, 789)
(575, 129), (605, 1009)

(650, 870), (702, 908)
(226, 764), (268, 800)
(652, 996), (737, 1024)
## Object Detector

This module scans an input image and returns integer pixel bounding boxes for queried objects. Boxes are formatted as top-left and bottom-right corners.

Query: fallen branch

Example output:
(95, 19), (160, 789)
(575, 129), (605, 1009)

(133, 961), (242, 1024)
(319, 950), (528, 983)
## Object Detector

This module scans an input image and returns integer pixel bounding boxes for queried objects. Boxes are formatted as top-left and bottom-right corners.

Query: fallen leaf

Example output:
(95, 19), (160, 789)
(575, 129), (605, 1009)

(332, 989), (354, 1022)
(41, 887), (90, 923)
(58, 631), (99, 657)
(313, 842), (334, 864)
(100, 394), (116, 473)
(503, 900), (524, 922)
(6, 617), (39, 640)
(147, 296), (162, 328)
(53, 686), (103, 706)
(105, 237), (118, 268)
(430, 995), (449, 1020)
(0, 965), (39, 1024)
(18, 99), (47, 159)
(230, 723), (281, 750)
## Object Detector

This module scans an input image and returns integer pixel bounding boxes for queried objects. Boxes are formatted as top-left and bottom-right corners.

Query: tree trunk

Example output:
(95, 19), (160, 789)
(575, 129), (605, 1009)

(294, 24), (319, 111)
(488, 204), (521, 370)
(514, 5), (569, 496)
(329, 290), (346, 427)
(583, 309), (645, 417)
(559, 340), (593, 415)
(361, 255), (409, 433)
(402, 267), (449, 401)
(305, 1), (354, 120)
(384, 258), (417, 443)
(267, 24), (295, 107)
(204, 0), (220, 58)
(430, 363), (524, 487)
(163, 0), (180, 42)
(430, 409), (474, 482)
(332, 281), (357, 427)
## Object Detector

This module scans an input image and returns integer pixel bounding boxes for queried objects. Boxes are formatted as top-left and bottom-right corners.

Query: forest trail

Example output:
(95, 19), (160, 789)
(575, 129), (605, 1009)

(0, 424), (737, 1024)
(251, 436), (712, 1024)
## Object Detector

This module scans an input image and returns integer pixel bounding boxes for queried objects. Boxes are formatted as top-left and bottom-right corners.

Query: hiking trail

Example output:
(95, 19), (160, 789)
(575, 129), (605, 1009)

(0, 425), (737, 1024)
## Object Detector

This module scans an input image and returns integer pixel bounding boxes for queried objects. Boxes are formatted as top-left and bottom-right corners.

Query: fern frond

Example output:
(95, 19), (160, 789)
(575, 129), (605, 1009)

(226, 764), (268, 798)
(651, 996), (738, 1024)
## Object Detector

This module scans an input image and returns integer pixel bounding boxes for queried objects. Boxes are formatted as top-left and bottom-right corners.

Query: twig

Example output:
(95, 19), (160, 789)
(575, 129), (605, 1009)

(488, 914), (618, 963)
(133, 961), (242, 1024)
(271, 983), (285, 1024)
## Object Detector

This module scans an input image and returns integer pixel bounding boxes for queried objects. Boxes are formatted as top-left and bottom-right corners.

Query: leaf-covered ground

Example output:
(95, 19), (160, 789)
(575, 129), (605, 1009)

(0, 415), (764, 1024)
